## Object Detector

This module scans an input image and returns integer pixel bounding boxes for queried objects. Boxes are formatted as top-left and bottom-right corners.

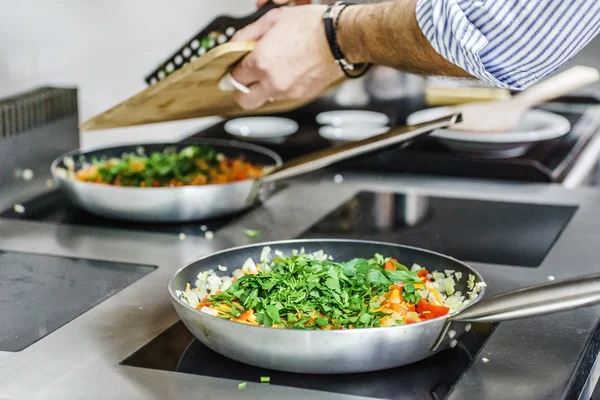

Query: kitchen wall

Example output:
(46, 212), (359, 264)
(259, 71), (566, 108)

(0, 0), (255, 148)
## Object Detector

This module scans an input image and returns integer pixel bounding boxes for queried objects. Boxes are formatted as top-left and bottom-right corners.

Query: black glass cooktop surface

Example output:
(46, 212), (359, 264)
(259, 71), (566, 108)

(121, 320), (495, 400)
(0, 190), (241, 236)
(299, 191), (577, 267)
(0, 250), (155, 352)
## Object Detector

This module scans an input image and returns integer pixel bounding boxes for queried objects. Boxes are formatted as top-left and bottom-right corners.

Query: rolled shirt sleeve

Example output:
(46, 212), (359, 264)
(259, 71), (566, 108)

(416, 0), (600, 90)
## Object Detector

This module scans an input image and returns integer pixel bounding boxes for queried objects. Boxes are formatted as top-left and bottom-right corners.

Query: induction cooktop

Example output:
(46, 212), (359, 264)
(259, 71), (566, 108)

(0, 189), (244, 236)
(299, 191), (577, 267)
(0, 250), (155, 352)
(121, 320), (495, 400)
(186, 99), (600, 183)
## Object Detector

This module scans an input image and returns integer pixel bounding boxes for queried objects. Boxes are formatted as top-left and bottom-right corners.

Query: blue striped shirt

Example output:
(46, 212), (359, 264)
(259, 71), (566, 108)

(416, 0), (600, 89)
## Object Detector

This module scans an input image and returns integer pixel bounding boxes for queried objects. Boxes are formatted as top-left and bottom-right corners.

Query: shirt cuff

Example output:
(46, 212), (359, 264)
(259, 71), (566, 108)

(415, 0), (528, 90)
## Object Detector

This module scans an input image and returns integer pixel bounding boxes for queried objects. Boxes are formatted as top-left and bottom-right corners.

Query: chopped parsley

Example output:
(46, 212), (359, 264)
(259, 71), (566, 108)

(72, 145), (264, 187)
(208, 253), (424, 329)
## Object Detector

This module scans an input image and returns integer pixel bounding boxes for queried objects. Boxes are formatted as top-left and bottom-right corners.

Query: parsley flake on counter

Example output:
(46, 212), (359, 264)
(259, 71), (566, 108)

(244, 229), (261, 238)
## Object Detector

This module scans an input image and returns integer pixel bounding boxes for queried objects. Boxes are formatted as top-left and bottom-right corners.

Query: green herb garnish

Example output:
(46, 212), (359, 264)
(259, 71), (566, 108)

(208, 253), (422, 329)
(402, 283), (422, 304)
(244, 229), (261, 238)
(91, 145), (217, 187)
(74, 145), (263, 188)
(238, 382), (247, 389)
(260, 376), (270, 384)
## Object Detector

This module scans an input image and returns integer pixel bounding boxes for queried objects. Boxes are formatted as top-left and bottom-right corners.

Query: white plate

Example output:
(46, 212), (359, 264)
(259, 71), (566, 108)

(316, 110), (390, 127)
(224, 117), (298, 144)
(406, 107), (571, 158)
(319, 125), (390, 143)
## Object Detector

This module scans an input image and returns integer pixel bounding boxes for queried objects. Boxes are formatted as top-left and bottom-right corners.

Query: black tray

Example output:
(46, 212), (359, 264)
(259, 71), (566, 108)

(144, 2), (279, 85)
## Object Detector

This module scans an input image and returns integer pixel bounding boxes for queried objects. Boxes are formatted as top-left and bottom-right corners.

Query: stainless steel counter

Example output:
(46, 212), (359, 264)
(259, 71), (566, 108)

(2, 171), (600, 399)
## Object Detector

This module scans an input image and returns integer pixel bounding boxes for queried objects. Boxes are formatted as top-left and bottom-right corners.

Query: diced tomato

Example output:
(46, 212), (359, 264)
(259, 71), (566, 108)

(384, 261), (396, 270)
(417, 269), (429, 278)
(417, 298), (450, 320)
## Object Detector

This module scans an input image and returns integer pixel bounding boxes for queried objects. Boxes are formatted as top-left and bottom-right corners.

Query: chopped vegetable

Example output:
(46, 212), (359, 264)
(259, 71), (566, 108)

(260, 376), (270, 384)
(238, 382), (247, 390)
(177, 248), (484, 330)
(69, 145), (265, 188)
(416, 298), (451, 320)
(244, 229), (261, 238)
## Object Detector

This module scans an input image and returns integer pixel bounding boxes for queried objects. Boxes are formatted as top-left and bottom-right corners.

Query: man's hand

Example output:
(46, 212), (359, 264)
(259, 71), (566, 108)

(230, 5), (343, 110)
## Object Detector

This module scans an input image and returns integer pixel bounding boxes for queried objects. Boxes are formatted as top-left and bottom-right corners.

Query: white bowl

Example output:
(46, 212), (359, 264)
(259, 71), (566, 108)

(406, 107), (571, 158)
(316, 110), (390, 127)
(224, 117), (298, 144)
(319, 125), (390, 143)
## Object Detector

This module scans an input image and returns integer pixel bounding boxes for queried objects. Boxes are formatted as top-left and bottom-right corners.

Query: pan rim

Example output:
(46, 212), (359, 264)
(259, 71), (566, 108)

(168, 238), (487, 334)
(50, 138), (283, 191)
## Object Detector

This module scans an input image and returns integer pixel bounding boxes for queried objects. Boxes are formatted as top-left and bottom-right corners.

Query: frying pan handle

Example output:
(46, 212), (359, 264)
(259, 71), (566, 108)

(452, 273), (600, 323)
(260, 113), (461, 184)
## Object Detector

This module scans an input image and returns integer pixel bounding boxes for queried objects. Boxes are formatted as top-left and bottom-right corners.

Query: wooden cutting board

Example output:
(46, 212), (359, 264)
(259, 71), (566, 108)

(80, 42), (323, 132)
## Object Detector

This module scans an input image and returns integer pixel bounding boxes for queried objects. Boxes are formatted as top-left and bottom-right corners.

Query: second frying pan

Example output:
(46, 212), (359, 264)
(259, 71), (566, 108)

(51, 114), (459, 222)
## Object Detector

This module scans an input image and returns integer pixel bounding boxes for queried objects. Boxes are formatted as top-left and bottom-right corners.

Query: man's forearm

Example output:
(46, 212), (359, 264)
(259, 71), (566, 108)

(338, 0), (472, 77)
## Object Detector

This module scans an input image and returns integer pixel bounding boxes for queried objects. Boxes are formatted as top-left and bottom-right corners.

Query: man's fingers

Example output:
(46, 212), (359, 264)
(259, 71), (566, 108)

(231, 9), (280, 43)
(233, 82), (272, 111)
(231, 54), (261, 87)
(231, 9), (283, 87)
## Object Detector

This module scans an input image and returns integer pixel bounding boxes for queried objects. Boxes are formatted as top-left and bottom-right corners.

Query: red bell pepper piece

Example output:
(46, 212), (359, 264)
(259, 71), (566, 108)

(417, 298), (450, 320)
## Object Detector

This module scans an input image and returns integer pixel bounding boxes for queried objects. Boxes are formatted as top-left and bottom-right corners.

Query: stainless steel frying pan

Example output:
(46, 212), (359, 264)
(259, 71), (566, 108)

(50, 114), (459, 222)
(169, 239), (600, 374)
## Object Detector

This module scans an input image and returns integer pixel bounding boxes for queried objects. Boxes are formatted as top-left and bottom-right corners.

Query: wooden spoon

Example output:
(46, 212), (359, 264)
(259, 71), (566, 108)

(452, 66), (600, 133)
